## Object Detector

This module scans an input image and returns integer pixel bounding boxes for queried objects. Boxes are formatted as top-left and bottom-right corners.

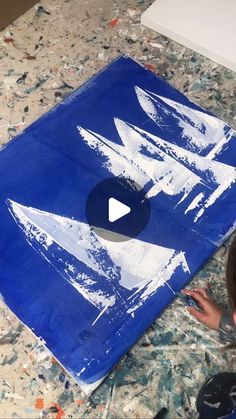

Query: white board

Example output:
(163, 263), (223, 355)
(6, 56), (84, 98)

(141, 0), (236, 72)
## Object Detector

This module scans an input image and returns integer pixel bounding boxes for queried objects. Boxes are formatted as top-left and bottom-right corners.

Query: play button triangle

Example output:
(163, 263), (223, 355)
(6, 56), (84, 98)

(108, 197), (131, 223)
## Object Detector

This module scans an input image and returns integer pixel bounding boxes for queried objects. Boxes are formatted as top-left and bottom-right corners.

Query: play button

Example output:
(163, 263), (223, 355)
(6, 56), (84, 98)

(108, 198), (131, 223)
(86, 177), (151, 242)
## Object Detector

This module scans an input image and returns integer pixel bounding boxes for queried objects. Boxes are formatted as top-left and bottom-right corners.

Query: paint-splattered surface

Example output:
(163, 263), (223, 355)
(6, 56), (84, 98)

(0, 0), (236, 418)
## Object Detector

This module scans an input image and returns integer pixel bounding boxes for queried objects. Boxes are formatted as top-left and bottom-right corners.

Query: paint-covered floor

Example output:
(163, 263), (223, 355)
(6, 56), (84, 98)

(0, 0), (236, 417)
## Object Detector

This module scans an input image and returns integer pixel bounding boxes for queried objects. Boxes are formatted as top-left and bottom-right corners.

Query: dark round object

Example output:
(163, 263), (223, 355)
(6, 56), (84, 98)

(86, 176), (151, 242)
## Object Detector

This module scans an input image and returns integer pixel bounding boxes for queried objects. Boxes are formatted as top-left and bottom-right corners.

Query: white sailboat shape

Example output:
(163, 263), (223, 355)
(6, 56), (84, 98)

(135, 86), (235, 157)
(77, 126), (150, 189)
(7, 199), (118, 310)
(114, 118), (203, 201)
(78, 117), (236, 220)
(7, 200), (190, 315)
(78, 122), (203, 205)
(127, 124), (236, 220)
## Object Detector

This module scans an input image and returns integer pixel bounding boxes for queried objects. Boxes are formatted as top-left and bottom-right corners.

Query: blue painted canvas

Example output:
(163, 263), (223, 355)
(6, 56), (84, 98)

(0, 56), (236, 394)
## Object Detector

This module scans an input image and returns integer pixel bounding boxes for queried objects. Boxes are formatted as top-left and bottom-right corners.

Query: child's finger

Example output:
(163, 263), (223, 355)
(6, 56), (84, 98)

(187, 307), (206, 323)
(192, 288), (209, 299)
(183, 290), (208, 309)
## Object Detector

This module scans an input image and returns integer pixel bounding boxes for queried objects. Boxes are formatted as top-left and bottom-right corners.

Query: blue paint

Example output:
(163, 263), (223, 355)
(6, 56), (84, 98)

(0, 56), (235, 393)
(177, 293), (201, 310)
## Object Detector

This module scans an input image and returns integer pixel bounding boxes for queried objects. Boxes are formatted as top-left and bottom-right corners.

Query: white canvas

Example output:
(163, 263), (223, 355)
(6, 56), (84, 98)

(141, 0), (236, 72)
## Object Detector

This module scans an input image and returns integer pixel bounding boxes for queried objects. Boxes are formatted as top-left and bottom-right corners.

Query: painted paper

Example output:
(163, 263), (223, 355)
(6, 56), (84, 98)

(0, 56), (236, 393)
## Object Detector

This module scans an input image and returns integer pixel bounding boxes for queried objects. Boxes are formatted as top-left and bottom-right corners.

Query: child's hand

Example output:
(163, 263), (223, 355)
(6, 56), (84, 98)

(182, 288), (223, 330)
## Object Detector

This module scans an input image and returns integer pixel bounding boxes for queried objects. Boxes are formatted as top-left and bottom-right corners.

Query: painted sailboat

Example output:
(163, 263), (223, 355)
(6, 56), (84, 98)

(135, 86), (236, 158)
(7, 199), (189, 316)
(77, 90), (236, 222)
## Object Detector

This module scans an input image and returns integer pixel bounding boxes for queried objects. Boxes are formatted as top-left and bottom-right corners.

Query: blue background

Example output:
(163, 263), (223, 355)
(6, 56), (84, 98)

(0, 56), (235, 389)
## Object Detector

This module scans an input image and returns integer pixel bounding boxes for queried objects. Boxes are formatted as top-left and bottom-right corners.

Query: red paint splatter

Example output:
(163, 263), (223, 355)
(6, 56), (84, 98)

(51, 403), (64, 419)
(108, 18), (119, 28)
(144, 63), (156, 73)
(35, 398), (44, 409)
(4, 37), (14, 43)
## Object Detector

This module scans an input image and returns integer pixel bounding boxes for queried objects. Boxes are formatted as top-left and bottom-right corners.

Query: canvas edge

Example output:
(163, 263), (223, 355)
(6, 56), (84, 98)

(141, 6), (236, 73)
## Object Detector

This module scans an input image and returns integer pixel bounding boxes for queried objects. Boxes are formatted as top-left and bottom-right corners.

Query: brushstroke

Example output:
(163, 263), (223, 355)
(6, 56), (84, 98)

(7, 200), (189, 315)
(135, 86), (236, 156)
(78, 110), (236, 220)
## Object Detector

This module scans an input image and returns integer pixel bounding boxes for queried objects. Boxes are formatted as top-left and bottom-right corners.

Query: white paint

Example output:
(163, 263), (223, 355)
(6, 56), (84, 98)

(99, 235), (189, 295)
(114, 118), (202, 203)
(79, 120), (202, 212)
(8, 200), (189, 315)
(8, 200), (117, 310)
(185, 192), (204, 215)
(126, 121), (236, 220)
(126, 250), (190, 312)
(79, 95), (236, 222)
(76, 366), (86, 377)
(194, 179), (234, 221)
(135, 86), (234, 156)
(206, 128), (236, 159)
(77, 126), (149, 188)
(216, 219), (236, 247)
(92, 301), (110, 326)
(108, 198), (131, 223)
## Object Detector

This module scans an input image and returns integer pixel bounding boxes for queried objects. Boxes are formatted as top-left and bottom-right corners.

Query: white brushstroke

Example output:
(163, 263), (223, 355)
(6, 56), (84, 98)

(136, 86), (235, 156)
(127, 250), (190, 313)
(127, 123), (236, 218)
(206, 128), (235, 159)
(92, 301), (110, 326)
(185, 192), (204, 215)
(8, 200), (115, 280)
(80, 117), (236, 219)
(76, 366), (86, 377)
(8, 200), (117, 310)
(78, 126), (149, 189)
(78, 107), (236, 221)
(114, 118), (202, 203)
(215, 219), (236, 247)
(7, 200), (189, 314)
(79, 121), (203, 210)
(194, 179), (234, 221)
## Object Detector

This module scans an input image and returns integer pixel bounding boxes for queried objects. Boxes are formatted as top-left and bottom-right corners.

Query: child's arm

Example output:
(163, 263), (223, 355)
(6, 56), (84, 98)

(182, 288), (223, 330)
(183, 288), (236, 343)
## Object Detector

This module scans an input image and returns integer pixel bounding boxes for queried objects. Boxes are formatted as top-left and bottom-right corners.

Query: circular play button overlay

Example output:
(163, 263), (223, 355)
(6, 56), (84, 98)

(86, 177), (151, 242)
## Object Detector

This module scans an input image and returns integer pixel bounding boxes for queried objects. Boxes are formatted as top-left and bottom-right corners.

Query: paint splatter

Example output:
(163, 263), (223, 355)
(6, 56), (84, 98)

(35, 398), (44, 409)
(108, 18), (119, 28)
(50, 403), (64, 419)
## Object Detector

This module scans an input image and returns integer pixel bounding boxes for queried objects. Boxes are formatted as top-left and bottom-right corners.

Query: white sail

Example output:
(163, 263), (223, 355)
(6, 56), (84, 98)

(128, 123), (236, 185)
(8, 199), (118, 310)
(135, 86), (235, 156)
(128, 123), (236, 217)
(114, 118), (202, 200)
(77, 126), (149, 189)
(78, 116), (236, 219)
(7, 200), (189, 314)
